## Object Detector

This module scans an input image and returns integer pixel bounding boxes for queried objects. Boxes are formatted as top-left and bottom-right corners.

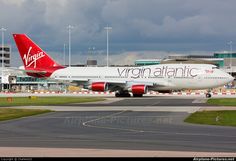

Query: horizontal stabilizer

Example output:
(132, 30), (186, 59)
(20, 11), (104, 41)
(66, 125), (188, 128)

(7, 67), (47, 74)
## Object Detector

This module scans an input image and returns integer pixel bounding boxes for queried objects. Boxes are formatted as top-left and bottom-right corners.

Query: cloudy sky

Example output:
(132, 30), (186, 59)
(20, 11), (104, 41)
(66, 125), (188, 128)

(1, 0), (236, 66)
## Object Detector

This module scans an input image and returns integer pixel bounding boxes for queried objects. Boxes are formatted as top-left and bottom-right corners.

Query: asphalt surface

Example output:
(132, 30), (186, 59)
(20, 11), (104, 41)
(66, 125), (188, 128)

(62, 96), (209, 107)
(0, 96), (235, 153)
(0, 110), (236, 152)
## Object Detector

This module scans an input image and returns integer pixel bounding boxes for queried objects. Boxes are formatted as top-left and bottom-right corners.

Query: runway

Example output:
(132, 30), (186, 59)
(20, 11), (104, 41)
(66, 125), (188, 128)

(0, 96), (236, 156)
(69, 96), (209, 106)
(0, 110), (236, 152)
(3, 96), (207, 113)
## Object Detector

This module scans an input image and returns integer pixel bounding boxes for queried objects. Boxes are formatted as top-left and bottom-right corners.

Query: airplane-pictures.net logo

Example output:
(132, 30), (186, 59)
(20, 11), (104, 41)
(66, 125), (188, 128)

(23, 47), (45, 68)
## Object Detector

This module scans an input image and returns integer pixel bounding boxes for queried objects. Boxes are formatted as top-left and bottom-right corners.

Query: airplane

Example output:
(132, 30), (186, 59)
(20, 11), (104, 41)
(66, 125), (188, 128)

(13, 34), (234, 98)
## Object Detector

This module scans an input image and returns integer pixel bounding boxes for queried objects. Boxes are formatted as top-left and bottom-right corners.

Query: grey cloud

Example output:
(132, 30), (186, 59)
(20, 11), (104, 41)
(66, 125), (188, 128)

(1, 0), (236, 67)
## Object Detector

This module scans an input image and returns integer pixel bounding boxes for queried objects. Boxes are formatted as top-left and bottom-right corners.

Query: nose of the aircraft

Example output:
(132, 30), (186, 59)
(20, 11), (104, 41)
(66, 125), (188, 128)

(229, 75), (235, 82)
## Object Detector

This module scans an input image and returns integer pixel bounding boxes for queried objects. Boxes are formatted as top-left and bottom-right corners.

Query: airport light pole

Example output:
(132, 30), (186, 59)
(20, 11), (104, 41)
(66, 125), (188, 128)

(0, 27), (6, 92)
(227, 41), (233, 75)
(63, 43), (66, 66)
(104, 26), (112, 67)
(67, 25), (74, 67)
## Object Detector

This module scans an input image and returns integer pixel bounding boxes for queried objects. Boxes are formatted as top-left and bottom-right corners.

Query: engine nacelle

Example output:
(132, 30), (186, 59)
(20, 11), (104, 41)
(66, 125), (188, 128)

(129, 85), (147, 94)
(89, 82), (108, 92)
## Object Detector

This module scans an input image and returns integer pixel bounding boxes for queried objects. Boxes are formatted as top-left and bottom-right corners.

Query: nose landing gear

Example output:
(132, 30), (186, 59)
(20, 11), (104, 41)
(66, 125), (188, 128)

(206, 89), (212, 98)
(206, 93), (212, 98)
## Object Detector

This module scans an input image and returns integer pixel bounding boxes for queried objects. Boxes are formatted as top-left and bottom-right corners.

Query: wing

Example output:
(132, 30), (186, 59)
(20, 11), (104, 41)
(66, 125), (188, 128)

(82, 79), (172, 92)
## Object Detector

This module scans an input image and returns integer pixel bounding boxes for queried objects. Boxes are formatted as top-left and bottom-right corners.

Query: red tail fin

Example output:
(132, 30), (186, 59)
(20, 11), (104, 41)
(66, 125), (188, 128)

(13, 34), (64, 77)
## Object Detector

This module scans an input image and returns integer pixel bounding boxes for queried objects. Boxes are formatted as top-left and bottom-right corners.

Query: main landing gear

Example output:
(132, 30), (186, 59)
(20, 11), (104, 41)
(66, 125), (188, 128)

(115, 91), (131, 97)
(133, 94), (143, 97)
(115, 91), (143, 97)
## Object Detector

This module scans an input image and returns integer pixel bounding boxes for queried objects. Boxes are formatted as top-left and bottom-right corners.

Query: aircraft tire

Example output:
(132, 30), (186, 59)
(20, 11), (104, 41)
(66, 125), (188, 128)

(206, 93), (212, 98)
(115, 92), (131, 97)
(133, 94), (143, 97)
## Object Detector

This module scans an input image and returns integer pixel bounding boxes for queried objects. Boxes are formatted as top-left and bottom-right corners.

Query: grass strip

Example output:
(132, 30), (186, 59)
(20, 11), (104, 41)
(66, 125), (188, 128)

(0, 96), (105, 107)
(184, 110), (236, 127)
(0, 108), (51, 121)
(207, 98), (236, 106)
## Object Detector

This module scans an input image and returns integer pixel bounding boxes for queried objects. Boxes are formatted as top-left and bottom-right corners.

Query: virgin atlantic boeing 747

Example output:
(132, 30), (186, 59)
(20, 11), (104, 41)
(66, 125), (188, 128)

(13, 34), (234, 98)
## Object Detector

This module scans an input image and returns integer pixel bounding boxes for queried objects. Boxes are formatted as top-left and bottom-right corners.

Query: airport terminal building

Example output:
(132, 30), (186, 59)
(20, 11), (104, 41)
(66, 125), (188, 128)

(0, 45), (10, 67)
(214, 51), (236, 76)
(0, 45), (11, 91)
(0, 67), (66, 92)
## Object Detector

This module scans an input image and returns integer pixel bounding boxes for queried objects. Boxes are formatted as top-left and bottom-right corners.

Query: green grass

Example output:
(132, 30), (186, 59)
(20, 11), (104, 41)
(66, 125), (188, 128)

(0, 108), (51, 121)
(184, 111), (236, 127)
(207, 98), (236, 106)
(0, 96), (105, 107)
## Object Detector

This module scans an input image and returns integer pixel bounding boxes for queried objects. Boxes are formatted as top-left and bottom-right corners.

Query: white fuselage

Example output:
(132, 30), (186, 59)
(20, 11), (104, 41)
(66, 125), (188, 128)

(51, 64), (233, 91)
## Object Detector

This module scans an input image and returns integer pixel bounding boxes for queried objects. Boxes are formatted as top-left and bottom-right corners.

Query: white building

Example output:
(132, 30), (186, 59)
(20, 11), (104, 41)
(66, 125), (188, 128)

(0, 45), (11, 67)
(0, 67), (65, 92)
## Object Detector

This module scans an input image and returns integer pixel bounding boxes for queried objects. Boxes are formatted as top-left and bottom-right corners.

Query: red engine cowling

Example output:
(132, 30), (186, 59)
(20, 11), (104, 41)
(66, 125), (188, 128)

(131, 85), (147, 94)
(90, 82), (108, 92)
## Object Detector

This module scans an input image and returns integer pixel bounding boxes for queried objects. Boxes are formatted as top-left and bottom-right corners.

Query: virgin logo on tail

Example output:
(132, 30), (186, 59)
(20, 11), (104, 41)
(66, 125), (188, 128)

(23, 46), (45, 68)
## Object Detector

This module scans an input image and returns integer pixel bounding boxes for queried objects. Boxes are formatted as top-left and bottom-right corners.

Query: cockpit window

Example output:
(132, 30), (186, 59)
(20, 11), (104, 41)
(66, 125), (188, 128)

(212, 66), (219, 69)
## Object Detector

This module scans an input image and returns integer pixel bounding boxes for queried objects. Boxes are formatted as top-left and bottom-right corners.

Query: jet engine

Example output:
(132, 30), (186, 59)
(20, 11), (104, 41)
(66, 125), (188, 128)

(129, 85), (147, 94)
(89, 82), (108, 92)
